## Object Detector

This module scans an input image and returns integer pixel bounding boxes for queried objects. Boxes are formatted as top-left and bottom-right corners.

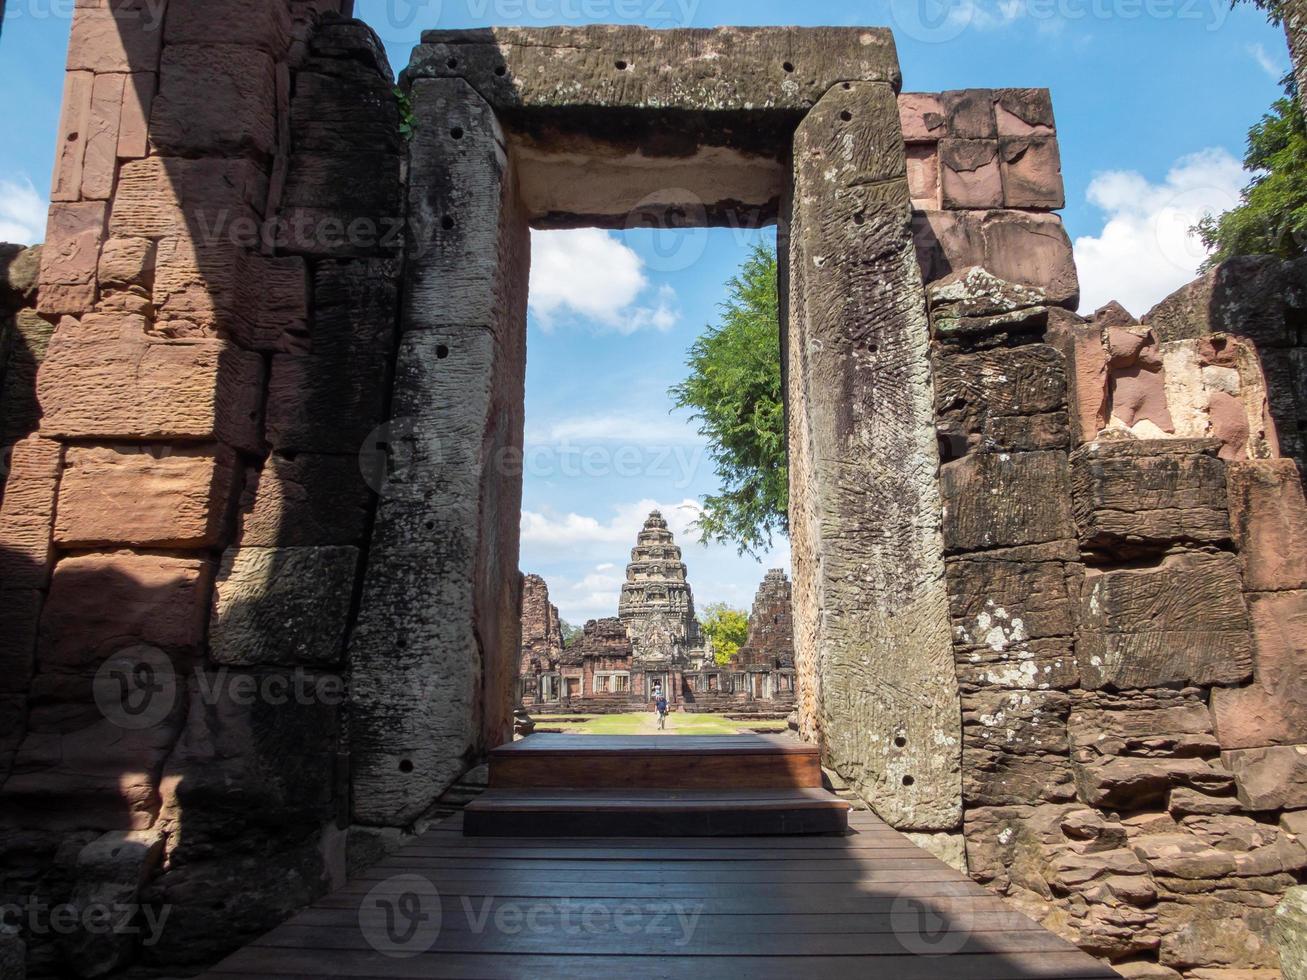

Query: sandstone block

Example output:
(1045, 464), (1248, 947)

(940, 139), (1003, 210)
(941, 450), (1075, 553)
(39, 552), (211, 673)
(1159, 337), (1278, 460)
(1071, 439), (1230, 551)
(942, 89), (997, 138)
(38, 331), (264, 454)
(153, 238), (309, 351)
(97, 237), (157, 292)
(265, 260), (398, 453)
(1229, 459), (1307, 592)
(118, 72), (156, 160)
(210, 546), (359, 667)
(291, 67), (402, 156)
(66, 6), (165, 74)
(962, 690), (1075, 806)
(934, 344), (1070, 456)
(1045, 307), (1110, 444)
(1079, 552), (1254, 690)
(82, 72), (126, 201)
(409, 26), (900, 119)
(55, 446), (239, 550)
(59, 830), (164, 977)
(0, 436), (61, 590)
(898, 92), (946, 142)
(1073, 756), (1235, 811)
(164, 0), (292, 52)
(913, 209), (1079, 307)
(1000, 136), (1064, 210)
(1224, 745), (1307, 811)
(149, 45), (278, 159)
(905, 144), (940, 211)
(926, 265), (1048, 319)
(3, 703), (184, 832)
(1157, 896), (1279, 971)
(1213, 592), (1307, 751)
(37, 201), (107, 316)
(238, 453), (373, 547)
(157, 671), (340, 850)
(946, 541), (1079, 690)
(51, 70), (93, 203)
(994, 89), (1056, 137)
(110, 156), (267, 239)
(1069, 688), (1221, 762)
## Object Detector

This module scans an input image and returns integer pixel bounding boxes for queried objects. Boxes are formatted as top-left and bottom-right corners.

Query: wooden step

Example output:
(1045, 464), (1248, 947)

(488, 734), (822, 791)
(464, 788), (851, 837)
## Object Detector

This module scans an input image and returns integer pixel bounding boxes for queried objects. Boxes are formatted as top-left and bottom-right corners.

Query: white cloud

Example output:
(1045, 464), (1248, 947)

(527, 411), (704, 446)
(1073, 148), (1246, 318)
(529, 229), (680, 334)
(0, 177), (47, 245)
(1247, 42), (1287, 82)
(521, 498), (703, 551)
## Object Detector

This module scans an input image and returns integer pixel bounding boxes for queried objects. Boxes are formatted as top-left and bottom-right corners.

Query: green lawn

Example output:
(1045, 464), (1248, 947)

(530, 712), (788, 736)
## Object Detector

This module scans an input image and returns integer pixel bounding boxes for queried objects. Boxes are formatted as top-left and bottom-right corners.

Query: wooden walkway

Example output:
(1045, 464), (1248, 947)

(203, 809), (1119, 979)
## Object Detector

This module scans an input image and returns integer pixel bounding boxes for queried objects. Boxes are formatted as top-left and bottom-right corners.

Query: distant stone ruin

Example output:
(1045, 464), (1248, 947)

(2, 6), (1307, 977)
(518, 512), (796, 714)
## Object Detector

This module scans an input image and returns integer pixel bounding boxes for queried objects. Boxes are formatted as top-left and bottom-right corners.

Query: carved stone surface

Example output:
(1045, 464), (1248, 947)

(947, 541), (1080, 690)
(1070, 439), (1230, 552)
(210, 546), (358, 666)
(787, 79), (960, 831)
(1078, 552), (1254, 691)
(1229, 459), (1307, 593)
(941, 450), (1076, 553)
(348, 76), (529, 826)
(934, 344), (1070, 457)
(618, 511), (704, 662)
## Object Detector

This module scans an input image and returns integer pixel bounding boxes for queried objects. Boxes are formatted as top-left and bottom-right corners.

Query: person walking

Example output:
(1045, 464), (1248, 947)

(654, 687), (669, 731)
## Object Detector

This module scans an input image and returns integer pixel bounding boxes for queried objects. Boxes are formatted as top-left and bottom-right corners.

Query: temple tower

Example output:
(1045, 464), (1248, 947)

(618, 511), (704, 661)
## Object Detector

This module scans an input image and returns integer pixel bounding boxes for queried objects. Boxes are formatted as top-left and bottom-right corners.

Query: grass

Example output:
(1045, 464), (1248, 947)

(531, 712), (789, 736)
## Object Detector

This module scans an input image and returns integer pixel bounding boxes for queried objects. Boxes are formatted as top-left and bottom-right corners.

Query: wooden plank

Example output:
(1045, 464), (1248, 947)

(329, 879), (991, 900)
(205, 948), (1120, 979)
(249, 924), (1087, 957)
(286, 906), (1043, 935)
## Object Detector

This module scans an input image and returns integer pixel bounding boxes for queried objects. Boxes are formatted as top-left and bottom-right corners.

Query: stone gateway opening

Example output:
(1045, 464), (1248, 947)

(5, 7), (1307, 977)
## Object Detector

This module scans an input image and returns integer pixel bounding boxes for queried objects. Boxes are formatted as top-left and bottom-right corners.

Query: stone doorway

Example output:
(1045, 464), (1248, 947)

(348, 25), (960, 834)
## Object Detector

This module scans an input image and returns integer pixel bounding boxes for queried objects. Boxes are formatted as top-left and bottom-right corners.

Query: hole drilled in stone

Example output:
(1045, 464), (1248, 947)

(894, 736), (907, 748)
(495, 65), (507, 76)
(783, 61), (795, 72)
(615, 60), (629, 70)
(399, 759), (414, 773)
(436, 344), (450, 359)
(902, 775), (915, 787)
(441, 216), (455, 230)
(852, 213), (865, 225)
(840, 110), (854, 122)
(450, 127), (464, 140)
(447, 58), (459, 69)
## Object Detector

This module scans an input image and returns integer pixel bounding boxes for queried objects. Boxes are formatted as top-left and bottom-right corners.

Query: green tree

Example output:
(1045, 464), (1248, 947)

(670, 243), (787, 556)
(559, 621), (584, 647)
(700, 602), (750, 667)
(1197, 78), (1307, 265)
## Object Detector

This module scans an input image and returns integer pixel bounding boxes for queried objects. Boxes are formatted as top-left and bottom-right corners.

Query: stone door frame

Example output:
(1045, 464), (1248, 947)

(348, 26), (961, 832)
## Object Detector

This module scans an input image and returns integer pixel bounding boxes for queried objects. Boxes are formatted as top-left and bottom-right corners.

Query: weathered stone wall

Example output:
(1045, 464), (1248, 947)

(936, 270), (1307, 974)
(0, 5), (405, 976)
(0, 245), (48, 498)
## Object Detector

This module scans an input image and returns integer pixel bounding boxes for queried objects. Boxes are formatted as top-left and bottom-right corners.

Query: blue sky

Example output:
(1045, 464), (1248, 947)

(0, 0), (1290, 622)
